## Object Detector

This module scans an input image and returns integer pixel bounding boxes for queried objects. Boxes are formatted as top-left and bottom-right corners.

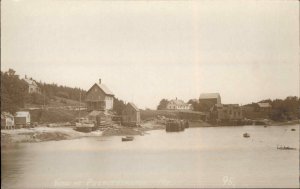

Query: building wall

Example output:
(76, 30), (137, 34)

(28, 84), (40, 94)
(85, 85), (106, 101)
(105, 96), (114, 110)
(209, 105), (243, 123)
(14, 116), (30, 125)
(86, 101), (105, 111)
(199, 99), (219, 111)
(199, 98), (218, 105)
(85, 85), (113, 111)
(1, 117), (14, 128)
(122, 106), (140, 126)
(217, 106), (243, 120)
(166, 103), (191, 110)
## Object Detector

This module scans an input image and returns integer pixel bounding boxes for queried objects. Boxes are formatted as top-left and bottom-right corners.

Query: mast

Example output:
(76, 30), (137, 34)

(79, 91), (81, 118)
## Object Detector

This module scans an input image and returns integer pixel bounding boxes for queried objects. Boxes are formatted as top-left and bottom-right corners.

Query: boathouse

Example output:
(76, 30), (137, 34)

(14, 111), (30, 128)
(85, 79), (114, 111)
(122, 102), (141, 127)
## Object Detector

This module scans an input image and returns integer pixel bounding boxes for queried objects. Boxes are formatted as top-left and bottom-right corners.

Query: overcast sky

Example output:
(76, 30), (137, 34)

(2, 0), (299, 109)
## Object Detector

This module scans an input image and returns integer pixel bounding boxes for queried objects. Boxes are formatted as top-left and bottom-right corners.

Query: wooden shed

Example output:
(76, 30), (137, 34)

(14, 111), (30, 128)
(122, 103), (141, 127)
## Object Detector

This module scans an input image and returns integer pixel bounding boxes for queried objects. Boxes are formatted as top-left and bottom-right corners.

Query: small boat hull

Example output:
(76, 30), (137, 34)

(122, 136), (134, 142)
(75, 126), (93, 133)
(243, 133), (250, 138)
(277, 146), (296, 150)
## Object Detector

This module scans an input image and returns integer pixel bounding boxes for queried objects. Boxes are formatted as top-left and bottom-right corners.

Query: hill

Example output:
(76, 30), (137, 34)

(1, 69), (86, 114)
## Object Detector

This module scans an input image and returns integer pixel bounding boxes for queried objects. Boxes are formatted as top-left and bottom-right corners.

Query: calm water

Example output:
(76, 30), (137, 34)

(1, 125), (299, 188)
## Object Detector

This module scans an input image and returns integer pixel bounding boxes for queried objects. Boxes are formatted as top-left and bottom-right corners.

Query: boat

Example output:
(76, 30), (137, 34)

(166, 119), (185, 132)
(122, 136), (134, 142)
(73, 92), (95, 133)
(74, 118), (95, 133)
(243, 133), (250, 138)
(277, 145), (296, 150)
(291, 128), (296, 131)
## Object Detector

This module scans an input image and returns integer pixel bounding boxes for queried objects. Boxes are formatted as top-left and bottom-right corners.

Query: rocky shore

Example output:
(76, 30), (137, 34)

(1, 119), (298, 148)
(1, 120), (165, 148)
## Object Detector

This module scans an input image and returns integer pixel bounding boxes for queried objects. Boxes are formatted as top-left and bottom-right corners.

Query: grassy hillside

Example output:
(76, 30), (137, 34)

(29, 109), (88, 123)
(25, 96), (85, 108)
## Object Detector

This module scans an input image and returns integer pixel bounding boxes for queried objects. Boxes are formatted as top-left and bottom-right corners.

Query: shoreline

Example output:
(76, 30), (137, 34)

(1, 120), (298, 148)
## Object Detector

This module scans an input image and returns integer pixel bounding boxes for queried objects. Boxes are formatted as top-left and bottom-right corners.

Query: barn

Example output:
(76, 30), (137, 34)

(85, 79), (114, 111)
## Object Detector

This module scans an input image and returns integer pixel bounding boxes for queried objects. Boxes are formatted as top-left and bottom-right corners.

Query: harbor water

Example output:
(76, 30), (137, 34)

(1, 125), (299, 188)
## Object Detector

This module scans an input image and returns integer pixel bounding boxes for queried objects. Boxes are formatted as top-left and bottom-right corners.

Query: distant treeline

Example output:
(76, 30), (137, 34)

(157, 96), (300, 121)
(40, 83), (86, 102)
(243, 97), (300, 121)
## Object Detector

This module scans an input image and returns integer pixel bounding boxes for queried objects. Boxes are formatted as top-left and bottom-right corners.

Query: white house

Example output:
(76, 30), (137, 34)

(23, 76), (41, 94)
(166, 98), (192, 110)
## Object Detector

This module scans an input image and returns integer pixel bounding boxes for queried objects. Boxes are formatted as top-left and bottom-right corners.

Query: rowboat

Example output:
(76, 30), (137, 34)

(277, 145), (296, 150)
(122, 136), (134, 142)
(74, 118), (95, 133)
(243, 133), (250, 138)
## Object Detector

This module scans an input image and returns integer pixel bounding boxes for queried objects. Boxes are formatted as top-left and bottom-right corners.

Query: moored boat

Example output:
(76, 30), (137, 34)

(122, 136), (134, 141)
(166, 119), (186, 132)
(277, 145), (296, 150)
(243, 132), (250, 138)
(74, 118), (95, 133)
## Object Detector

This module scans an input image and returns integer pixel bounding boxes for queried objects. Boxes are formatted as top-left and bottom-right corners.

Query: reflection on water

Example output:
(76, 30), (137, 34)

(1, 125), (299, 188)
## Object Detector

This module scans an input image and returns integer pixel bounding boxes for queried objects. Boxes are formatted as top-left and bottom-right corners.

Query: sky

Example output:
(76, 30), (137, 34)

(1, 0), (299, 109)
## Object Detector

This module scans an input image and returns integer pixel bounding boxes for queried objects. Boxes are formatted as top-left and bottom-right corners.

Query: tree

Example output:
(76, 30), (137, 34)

(188, 99), (199, 111)
(113, 97), (126, 115)
(157, 99), (169, 110)
(1, 70), (28, 113)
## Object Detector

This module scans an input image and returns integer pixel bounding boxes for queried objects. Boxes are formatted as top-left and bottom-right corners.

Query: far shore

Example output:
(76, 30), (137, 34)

(1, 119), (298, 148)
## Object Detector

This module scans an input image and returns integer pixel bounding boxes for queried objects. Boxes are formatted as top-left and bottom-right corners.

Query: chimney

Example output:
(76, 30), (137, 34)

(99, 79), (101, 84)
(25, 75), (27, 79)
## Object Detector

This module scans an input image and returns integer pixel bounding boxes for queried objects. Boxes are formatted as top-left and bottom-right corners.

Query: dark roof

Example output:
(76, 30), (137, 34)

(258, 103), (271, 108)
(23, 78), (38, 86)
(199, 93), (220, 99)
(128, 102), (139, 111)
(87, 83), (114, 96)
